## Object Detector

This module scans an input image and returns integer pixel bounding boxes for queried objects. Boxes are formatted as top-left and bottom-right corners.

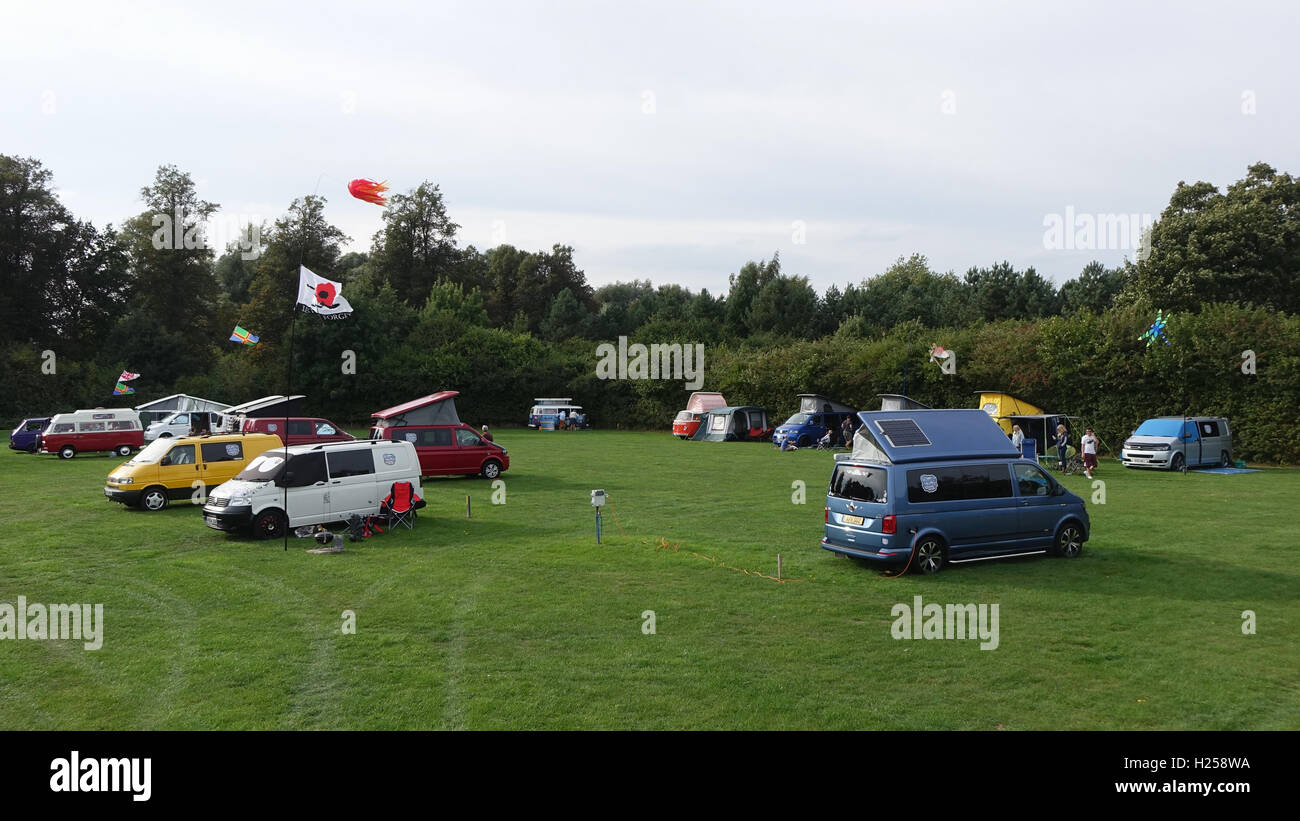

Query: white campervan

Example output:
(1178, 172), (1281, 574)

(201, 439), (422, 539)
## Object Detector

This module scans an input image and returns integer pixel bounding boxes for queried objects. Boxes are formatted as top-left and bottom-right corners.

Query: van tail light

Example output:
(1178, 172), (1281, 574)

(824, 507), (830, 523)
(881, 514), (897, 535)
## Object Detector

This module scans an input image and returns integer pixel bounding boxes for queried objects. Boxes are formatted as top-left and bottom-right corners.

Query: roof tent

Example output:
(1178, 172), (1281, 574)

(371, 391), (461, 428)
(533, 398), (574, 406)
(848, 409), (1020, 464)
(975, 391), (1044, 434)
(134, 394), (230, 425)
(798, 394), (857, 415)
(685, 392), (727, 413)
(690, 406), (770, 442)
(224, 395), (306, 418)
(876, 394), (932, 411)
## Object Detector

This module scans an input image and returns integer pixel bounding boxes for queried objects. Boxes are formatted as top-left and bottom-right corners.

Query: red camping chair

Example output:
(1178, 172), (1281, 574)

(381, 481), (424, 530)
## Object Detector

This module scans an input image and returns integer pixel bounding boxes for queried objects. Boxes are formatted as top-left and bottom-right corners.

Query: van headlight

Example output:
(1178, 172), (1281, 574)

(114, 476), (133, 484)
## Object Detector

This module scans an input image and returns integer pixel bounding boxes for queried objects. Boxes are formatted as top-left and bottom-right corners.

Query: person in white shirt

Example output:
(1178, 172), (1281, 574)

(1081, 428), (1099, 478)
(1011, 424), (1025, 457)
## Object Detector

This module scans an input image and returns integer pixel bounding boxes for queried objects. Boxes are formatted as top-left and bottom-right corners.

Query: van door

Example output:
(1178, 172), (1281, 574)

(907, 464), (1019, 555)
(1013, 462), (1063, 549)
(279, 452), (331, 526)
(326, 448), (379, 518)
(200, 441), (246, 493)
(454, 427), (489, 472)
(158, 443), (200, 495)
(415, 427), (456, 475)
(1199, 419), (1228, 466)
(1179, 420), (1202, 467)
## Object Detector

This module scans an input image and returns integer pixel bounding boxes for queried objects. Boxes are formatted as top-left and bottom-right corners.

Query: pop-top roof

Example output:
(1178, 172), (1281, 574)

(798, 394), (857, 414)
(876, 393), (932, 411)
(850, 409), (1020, 464)
(371, 391), (460, 420)
(224, 395), (306, 416)
(685, 392), (727, 413)
(134, 393), (231, 412)
(533, 398), (573, 405)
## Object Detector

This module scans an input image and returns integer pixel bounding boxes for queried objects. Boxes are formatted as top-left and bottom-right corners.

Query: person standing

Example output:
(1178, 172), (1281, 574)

(481, 425), (493, 443)
(1055, 423), (1069, 471)
(1081, 427), (1099, 479)
(1011, 424), (1025, 457)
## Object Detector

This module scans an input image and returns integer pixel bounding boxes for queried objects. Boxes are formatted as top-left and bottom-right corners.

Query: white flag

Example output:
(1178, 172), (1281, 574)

(296, 265), (353, 319)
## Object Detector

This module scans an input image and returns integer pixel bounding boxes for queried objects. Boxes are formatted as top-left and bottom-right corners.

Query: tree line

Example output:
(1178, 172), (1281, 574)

(2, 156), (1297, 460)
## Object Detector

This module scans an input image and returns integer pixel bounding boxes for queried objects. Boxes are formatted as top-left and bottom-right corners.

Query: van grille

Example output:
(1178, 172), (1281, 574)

(208, 497), (230, 508)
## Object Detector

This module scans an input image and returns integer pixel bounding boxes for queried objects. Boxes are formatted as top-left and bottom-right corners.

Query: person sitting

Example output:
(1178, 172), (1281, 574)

(818, 430), (834, 449)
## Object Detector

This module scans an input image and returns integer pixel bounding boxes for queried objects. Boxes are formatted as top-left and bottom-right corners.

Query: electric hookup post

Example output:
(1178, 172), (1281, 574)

(591, 489), (606, 543)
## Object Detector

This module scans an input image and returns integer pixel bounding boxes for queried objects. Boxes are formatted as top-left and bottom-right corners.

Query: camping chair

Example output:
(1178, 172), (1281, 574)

(381, 481), (425, 530)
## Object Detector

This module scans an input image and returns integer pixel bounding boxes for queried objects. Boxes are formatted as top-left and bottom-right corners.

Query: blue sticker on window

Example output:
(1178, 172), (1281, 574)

(225, 444), (240, 456)
(920, 474), (939, 493)
(383, 453), (396, 465)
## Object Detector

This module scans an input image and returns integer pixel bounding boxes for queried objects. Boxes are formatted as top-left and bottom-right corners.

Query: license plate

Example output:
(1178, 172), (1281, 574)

(841, 514), (864, 526)
(205, 515), (219, 526)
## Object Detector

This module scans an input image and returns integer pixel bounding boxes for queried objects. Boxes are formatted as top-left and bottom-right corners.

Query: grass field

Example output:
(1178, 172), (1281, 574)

(0, 429), (1296, 730)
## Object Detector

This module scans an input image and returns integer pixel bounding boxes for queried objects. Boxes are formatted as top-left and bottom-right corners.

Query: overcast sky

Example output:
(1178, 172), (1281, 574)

(2, 0), (1296, 295)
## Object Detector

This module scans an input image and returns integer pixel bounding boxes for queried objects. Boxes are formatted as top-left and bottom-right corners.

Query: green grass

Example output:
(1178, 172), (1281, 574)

(0, 430), (1296, 729)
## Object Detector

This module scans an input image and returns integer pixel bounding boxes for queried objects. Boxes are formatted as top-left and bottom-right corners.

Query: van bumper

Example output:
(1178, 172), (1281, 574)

(202, 506), (253, 532)
(104, 486), (142, 506)
(1121, 449), (1172, 468)
(820, 538), (912, 564)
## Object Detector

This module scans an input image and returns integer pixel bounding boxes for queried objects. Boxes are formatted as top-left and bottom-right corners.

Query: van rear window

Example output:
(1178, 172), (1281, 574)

(829, 465), (888, 503)
(327, 449), (374, 479)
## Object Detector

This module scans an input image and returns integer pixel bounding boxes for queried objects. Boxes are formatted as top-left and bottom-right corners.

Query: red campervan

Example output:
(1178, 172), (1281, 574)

(369, 391), (509, 479)
(241, 417), (355, 446)
(671, 392), (727, 439)
(39, 408), (144, 459)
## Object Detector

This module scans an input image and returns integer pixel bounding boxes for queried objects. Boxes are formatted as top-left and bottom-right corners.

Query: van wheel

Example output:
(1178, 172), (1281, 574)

(58, 445), (76, 460)
(481, 459), (502, 480)
(913, 537), (947, 575)
(139, 487), (169, 512)
(253, 509), (287, 540)
(115, 444), (132, 457)
(1220, 451), (1231, 468)
(798, 435), (810, 448)
(1051, 522), (1085, 558)
(1170, 453), (1185, 472)
(159, 432), (172, 438)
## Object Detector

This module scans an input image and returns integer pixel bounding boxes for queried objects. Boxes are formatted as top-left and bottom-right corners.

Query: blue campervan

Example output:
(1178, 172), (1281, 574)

(9, 417), (49, 453)
(822, 409), (1090, 574)
(772, 394), (858, 448)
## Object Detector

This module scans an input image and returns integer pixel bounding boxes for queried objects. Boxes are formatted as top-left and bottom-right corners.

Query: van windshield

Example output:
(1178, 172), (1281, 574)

(234, 451), (288, 482)
(129, 438), (175, 465)
(784, 413), (812, 426)
(1134, 419), (1183, 437)
(830, 465), (888, 504)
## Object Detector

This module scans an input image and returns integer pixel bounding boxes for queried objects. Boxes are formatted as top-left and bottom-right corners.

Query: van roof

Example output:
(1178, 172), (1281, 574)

(279, 439), (411, 455)
(851, 409), (1020, 464)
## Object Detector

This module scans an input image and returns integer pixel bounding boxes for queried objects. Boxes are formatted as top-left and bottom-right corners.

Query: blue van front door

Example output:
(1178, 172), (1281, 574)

(1013, 463), (1060, 550)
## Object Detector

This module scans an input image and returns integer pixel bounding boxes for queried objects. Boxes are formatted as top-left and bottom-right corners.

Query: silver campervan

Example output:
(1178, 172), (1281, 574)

(1121, 416), (1233, 471)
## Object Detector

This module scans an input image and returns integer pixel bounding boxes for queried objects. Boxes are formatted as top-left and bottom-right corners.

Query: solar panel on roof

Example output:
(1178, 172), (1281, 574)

(875, 418), (931, 447)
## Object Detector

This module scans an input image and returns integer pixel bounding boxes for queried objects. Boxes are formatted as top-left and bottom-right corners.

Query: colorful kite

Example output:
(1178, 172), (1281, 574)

(113, 381), (134, 396)
(230, 325), (260, 346)
(119, 370), (140, 382)
(348, 178), (389, 206)
(1139, 310), (1171, 347)
(928, 344), (952, 365)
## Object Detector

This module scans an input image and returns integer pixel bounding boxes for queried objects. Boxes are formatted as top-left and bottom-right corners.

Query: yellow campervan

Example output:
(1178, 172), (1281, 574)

(975, 392), (1044, 435)
(104, 433), (281, 511)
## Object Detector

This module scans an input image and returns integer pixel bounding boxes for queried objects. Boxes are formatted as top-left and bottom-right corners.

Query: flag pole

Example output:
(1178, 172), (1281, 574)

(283, 300), (298, 551)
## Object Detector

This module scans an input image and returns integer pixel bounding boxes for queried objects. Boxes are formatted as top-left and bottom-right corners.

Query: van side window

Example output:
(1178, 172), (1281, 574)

(327, 450), (374, 479)
(316, 422), (336, 435)
(419, 429), (453, 446)
(109, 420), (136, 431)
(25, 421), (43, 431)
(202, 442), (242, 463)
(1201, 421), (1219, 437)
(80, 422), (106, 432)
(288, 420), (313, 436)
(284, 453), (327, 486)
(52, 423), (75, 433)
(829, 466), (887, 503)
(907, 465), (1013, 502)
(162, 445), (195, 466)
(455, 429), (482, 447)
(1013, 463), (1052, 497)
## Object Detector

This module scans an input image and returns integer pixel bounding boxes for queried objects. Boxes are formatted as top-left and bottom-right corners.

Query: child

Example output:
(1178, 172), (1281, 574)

(1055, 424), (1069, 471)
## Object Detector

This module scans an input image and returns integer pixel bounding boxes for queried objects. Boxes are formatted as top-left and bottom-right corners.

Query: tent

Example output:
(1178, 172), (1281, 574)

(846, 409), (1020, 464)
(690, 406), (772, 442)
(877, 394), (932, 412)
(371, 391), (461, 430)
(1004, 413), (1087, 459)
(975, 391), (1044, 435)
(134, 393), (230, 426)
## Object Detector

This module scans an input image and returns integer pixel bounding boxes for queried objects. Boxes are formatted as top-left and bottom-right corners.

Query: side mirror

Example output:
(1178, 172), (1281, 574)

(1051, 483), (1066, 496)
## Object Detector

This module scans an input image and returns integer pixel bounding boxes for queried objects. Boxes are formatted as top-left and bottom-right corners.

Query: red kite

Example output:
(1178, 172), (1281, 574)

(348, 178), (389, 206)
